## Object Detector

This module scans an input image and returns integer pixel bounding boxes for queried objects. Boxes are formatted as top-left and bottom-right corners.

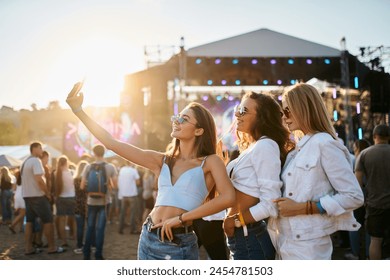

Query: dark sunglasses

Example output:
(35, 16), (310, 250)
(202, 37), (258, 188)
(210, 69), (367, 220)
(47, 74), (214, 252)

(282, 107), (291, 118)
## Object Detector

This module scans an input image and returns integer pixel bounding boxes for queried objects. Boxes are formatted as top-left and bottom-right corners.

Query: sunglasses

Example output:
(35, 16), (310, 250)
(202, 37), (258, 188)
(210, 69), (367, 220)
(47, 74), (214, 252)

(170, 115), (197, 126)
(282, 107), (291, 118)
(234, 105), (253, 117)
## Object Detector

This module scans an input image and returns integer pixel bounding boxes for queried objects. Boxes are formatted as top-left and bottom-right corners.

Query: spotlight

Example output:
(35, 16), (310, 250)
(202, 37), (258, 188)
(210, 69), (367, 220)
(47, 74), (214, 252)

(354, 76), (359, 89)
(333, 110), (338, 121)
(356, 102), (361, 114)
(324, 58), (331, 64)
(270, 59), (277, 65)
(202, 95), (209, 101)
(358, 128), (363, 140)
(277, 80), (282, 85)
(228, 95), (234, 101)
(290, 80), (296, 85)
(221, 79), (227, 85)
(215, 58), (221, 64)
(216, 95), (223, 101)
(263, 80), (269, 85)
(207, 80), (213, 86)
(251, 59), (258, 65)
(195, 58), (202, 64)
(235, 79), (241, 85)
(278, 95), (282, 101)
(288, 59), (294, 65)
(306, 59), (312, 64)
(232, 58), (239, 64)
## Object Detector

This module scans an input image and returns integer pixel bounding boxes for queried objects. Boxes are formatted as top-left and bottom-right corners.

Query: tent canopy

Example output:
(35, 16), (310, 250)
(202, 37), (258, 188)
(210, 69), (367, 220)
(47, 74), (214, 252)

(0, 145), (62, 161)
(187, 28), (341, 58)
(0, 154), (23, 168)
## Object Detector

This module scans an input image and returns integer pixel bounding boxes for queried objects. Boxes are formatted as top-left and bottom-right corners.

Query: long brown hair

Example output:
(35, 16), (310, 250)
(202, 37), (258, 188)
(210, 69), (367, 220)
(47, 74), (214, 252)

(165, 102), (217, 168)
(165, 102), (218, 200)
(236, 92), (295, 165)
(55, 156), (68, 197)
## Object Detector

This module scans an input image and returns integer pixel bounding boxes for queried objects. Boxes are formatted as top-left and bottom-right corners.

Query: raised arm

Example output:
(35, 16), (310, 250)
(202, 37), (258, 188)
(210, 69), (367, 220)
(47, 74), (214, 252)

(66, 81), (163, 173)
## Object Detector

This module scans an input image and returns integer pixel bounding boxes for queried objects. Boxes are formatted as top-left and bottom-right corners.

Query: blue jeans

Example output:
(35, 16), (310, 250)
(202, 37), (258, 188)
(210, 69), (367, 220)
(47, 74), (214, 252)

(83, 205), (108, 260)
(75, 214), (85, 249)
(227, 220), (275, 260)
(1, 189), (13, 222)
(119, 196), (137, 233)
(138, 218), (199, 260)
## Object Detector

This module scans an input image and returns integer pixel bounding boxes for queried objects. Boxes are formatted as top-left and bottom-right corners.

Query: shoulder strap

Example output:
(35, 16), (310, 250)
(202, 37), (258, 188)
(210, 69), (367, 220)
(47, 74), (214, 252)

(200, 156), (208, 167)
(20, 156), (35, 176)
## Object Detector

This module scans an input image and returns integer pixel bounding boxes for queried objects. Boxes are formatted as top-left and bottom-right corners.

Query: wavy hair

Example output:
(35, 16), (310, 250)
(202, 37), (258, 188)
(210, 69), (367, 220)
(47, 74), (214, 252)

(282, 83), (337, 139)
(236, 91), (295, 165)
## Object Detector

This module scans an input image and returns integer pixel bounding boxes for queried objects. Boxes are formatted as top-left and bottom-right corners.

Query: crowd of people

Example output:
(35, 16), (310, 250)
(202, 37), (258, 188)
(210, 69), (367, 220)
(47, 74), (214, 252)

(0, 82), (389, 260)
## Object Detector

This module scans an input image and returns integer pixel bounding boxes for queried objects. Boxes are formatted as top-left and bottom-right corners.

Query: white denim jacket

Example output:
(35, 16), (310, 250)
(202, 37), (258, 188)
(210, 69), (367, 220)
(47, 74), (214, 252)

(268, 132), (364, 241)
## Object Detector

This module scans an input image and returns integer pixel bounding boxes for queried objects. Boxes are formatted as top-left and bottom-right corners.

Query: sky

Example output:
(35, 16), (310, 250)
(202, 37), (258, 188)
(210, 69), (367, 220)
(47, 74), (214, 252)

(0, 0), (389, 110)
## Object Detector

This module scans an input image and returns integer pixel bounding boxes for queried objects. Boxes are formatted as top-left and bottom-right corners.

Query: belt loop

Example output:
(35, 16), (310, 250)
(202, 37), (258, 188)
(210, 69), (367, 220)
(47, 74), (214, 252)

(146, 216), (153, 232)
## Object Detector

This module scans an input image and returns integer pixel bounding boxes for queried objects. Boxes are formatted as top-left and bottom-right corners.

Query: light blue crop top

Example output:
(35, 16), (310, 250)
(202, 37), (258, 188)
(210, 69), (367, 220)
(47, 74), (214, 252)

(155, 157), (208, 211)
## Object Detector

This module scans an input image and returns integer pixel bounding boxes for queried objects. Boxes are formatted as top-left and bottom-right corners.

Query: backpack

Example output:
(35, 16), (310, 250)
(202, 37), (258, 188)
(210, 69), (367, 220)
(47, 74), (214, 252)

(86, 162), (107, 198)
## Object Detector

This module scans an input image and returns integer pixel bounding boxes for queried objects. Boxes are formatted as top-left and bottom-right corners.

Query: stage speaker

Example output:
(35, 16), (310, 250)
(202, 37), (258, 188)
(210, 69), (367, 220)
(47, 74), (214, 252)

(367, 71), (390, 113)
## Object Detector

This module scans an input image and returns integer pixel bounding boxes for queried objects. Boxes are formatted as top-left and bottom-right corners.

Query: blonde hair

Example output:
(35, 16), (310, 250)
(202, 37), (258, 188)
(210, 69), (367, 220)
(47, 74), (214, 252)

(74, 160), (88, 179)
(282, 83), (337, 139)
(1, 166), (12, 183)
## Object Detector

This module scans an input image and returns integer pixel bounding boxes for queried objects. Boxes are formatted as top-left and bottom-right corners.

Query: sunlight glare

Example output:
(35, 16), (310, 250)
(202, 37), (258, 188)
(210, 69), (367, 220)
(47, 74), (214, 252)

(55, 35), (139, 108)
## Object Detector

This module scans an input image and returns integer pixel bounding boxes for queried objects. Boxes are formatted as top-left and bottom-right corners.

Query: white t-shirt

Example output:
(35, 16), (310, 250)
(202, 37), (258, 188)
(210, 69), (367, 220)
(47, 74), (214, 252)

(59, 169), (76, 197)
(21, 157), (45, 198)
(118, 166), (140, 199)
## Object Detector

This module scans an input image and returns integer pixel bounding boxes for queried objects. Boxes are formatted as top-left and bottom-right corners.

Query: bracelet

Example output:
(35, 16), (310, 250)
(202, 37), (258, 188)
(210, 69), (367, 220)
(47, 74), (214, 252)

(309, 201), (313, 215)
(306, 201), (309, 215)
(316, 201), (326, 215)
(72, 106), (83, 113)
(178, 213), (184, 226)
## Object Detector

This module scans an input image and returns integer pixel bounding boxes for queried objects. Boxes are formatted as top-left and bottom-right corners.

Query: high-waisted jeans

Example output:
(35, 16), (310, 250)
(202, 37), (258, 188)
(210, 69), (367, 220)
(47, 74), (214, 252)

(137, 217), (199, 260)
(227, 220), (275, 260)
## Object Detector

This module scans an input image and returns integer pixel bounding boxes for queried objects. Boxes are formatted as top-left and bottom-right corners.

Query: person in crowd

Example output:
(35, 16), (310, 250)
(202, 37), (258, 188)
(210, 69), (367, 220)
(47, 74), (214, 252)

(21, 141), (65, 255)
(81, 144), (118, 260)
(223, 92), (294, 260)
(141, 168), (156, 223)
(194, 210), (228, 259)
(66, 81), (235, 260)
(355, 124), (390, 260)
(344, 139), (371, 260)
(1, 166), (16, 225)
(269, 83), (364, 259)
(9, 170), (25, 233)
(54, 155), (77, 247)
(117, 161), (140, 234)
(73, 160), (89, 254)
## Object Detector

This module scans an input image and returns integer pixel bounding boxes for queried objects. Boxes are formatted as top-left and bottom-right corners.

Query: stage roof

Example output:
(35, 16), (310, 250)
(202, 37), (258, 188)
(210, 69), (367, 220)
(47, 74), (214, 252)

(187, 28), (341, 58)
